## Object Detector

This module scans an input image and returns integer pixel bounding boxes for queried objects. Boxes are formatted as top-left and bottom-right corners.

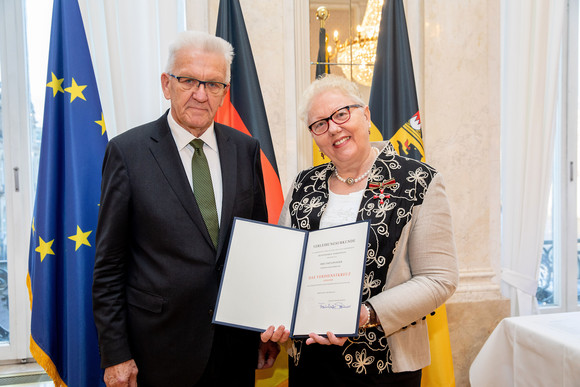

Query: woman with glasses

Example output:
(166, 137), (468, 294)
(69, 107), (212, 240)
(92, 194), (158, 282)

(262, 74), (459, 386)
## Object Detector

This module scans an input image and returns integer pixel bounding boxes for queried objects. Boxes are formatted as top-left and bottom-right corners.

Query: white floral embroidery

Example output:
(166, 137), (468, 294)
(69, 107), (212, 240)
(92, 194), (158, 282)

(351, 349), (375, 374)
(373, 201), (396, 219)
(376, 347), (393, 374)
(366, 246), (386, 268)
(311, 168), (330, 183)
(363, 272), (381, 296)
(396, 206), (412, 224)
(408, 167), (429, 190)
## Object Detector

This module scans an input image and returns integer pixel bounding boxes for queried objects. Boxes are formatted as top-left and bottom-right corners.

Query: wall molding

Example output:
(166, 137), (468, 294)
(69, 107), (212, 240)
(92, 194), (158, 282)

(450, 268), (504, 303)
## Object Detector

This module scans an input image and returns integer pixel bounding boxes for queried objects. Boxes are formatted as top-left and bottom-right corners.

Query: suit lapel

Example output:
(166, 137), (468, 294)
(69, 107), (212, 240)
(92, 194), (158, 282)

(148, 114), (216, 249)
(215, 123), (237, 257)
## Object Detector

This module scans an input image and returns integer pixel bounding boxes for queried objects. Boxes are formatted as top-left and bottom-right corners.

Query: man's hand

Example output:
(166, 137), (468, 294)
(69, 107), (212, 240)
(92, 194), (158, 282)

(257, 340), (281, 369)
(104, 359), (138, 387)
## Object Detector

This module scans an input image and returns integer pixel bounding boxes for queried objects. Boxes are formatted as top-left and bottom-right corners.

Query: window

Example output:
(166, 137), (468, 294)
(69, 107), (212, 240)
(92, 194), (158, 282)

(537, 0), (580, 312)
(309, 0), (375, 98)
(0, 0), (50, 361)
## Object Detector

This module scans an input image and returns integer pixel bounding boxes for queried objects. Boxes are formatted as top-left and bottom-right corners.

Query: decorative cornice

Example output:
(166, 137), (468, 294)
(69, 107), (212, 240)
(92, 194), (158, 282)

(449, 268), (505, 303)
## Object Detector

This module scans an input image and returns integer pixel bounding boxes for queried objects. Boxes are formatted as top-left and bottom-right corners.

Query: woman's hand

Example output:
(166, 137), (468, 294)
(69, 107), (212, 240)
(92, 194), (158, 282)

(303, 303), (370, 346)
(261, 325), (290, 343)
(306, 331), (348, 346)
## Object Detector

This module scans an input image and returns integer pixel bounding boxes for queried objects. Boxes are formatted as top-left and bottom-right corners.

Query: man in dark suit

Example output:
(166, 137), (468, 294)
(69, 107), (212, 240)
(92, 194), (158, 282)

(92, 31), (278, 386)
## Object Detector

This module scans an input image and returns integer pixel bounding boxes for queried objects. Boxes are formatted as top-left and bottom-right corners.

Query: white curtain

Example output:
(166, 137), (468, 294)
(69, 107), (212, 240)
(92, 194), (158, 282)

(500, 0), (566, 316)
(78, 0), (194, 138)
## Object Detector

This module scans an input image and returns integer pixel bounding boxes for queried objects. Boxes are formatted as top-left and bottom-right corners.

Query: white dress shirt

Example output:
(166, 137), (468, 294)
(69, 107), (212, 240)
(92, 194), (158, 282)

(167, 111), (223, 225)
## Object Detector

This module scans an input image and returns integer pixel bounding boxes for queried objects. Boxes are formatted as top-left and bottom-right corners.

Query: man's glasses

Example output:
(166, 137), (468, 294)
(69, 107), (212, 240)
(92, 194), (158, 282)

(308, 104), (363, 135)
(168, 74), (228, 95)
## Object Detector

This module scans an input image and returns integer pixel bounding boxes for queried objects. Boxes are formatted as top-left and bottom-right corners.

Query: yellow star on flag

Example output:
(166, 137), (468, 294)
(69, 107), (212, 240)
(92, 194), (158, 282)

(65, 78), (87, 102)
(36, 236), (55, 262)
(68, 226), (92, 251)
(95, 113), (107, 135)
(46, 72), (64, 97)
(31, 217), (36, 234)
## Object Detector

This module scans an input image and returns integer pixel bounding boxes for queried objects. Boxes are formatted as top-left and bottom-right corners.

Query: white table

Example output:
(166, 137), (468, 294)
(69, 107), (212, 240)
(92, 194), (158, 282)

(470, 312), (580, 387)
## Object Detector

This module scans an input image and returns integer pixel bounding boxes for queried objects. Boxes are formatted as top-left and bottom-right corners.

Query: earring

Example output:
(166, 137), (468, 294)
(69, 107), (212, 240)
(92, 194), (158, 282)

(320, 151), (326, 159)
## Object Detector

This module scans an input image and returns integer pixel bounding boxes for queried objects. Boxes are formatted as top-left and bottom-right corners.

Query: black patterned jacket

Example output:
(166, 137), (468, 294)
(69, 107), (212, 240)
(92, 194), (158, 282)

(279, 142), (458, 373)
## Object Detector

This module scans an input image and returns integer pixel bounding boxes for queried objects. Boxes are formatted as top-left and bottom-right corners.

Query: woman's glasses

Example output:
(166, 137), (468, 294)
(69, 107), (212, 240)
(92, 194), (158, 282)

(308, 104), (363, 135)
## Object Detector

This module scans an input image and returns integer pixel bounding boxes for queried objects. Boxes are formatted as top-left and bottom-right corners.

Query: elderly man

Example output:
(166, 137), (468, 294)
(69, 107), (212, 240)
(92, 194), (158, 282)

(93, 31), (276, 386)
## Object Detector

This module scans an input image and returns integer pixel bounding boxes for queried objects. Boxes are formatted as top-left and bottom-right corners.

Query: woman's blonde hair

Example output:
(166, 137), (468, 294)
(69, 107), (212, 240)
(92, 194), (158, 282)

(298, 74), (366, 125)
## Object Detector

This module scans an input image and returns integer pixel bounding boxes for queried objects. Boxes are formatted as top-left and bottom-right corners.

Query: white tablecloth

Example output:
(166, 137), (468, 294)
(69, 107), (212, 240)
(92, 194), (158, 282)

(469, 312), (580, 387)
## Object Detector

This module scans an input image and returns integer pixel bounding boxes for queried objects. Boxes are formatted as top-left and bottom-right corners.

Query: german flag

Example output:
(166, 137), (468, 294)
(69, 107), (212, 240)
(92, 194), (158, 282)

(215, 0), (284, 225)
(369, 1), (454, 386)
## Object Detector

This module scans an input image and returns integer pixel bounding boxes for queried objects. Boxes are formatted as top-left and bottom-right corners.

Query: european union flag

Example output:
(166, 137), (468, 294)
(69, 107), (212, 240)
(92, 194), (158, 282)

(27, 0), (107, 385)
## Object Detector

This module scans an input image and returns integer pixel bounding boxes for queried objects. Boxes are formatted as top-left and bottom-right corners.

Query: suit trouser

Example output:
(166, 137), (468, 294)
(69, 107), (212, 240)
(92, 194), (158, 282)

(195, 325), (257, 386)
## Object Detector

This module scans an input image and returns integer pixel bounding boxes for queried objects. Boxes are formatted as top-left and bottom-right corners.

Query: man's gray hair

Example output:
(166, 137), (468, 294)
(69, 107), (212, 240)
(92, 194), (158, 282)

(165, 30), (234, 82)
(299, 74), (366, 125)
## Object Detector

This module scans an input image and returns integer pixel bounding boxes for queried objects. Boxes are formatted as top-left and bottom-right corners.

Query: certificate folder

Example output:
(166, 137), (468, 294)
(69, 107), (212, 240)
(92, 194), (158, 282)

(213, 217), (370, 338)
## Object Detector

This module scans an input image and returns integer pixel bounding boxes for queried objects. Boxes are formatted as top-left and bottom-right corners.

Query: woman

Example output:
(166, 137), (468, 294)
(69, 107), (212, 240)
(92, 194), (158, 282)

(262, 74), (458, 386)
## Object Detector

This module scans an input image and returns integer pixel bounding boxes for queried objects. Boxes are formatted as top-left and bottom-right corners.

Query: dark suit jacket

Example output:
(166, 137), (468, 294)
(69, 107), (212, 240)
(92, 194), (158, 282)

(92, 111), (268, 385)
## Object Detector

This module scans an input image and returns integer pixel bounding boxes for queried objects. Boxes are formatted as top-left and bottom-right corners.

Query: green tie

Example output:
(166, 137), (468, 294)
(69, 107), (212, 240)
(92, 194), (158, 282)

(190, 139), (219, 248)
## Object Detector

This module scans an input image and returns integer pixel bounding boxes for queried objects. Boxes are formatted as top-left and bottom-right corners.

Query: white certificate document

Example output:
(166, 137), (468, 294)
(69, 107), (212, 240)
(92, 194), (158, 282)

(291, 222), (369, 336)
(213, 217), (369, 338)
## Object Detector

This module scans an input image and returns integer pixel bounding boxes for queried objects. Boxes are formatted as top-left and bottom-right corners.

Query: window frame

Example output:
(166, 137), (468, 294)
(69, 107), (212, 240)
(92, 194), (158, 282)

(539, 0), (580, 314)
(0, 0), (34, 361)
(564, 0), (580, 312)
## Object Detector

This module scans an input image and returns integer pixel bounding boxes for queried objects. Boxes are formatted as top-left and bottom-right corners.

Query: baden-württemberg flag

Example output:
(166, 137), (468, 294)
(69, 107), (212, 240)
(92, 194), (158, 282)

(369, 1), (454, 386)
(368, 0), (424, 162)
(27, 0), (108, 385)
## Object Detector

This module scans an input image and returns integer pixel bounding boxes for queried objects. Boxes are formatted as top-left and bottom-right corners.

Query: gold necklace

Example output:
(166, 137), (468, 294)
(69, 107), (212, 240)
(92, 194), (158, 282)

(333, 148), (378, 185)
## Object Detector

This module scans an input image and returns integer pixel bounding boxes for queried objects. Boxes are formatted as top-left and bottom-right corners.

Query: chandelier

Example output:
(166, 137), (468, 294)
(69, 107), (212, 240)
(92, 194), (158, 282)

(326, 0), (383, 87)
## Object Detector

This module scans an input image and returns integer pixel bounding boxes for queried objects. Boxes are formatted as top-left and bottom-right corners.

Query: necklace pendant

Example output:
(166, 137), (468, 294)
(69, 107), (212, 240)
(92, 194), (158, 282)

(333, 159), (375, 186)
